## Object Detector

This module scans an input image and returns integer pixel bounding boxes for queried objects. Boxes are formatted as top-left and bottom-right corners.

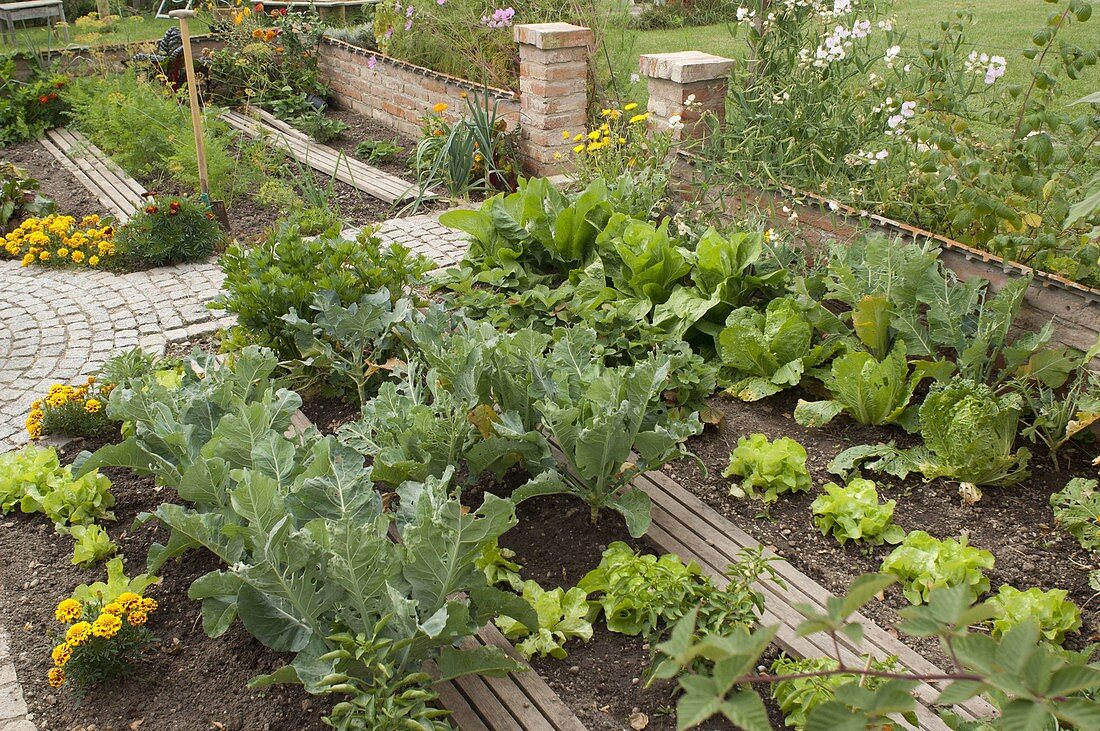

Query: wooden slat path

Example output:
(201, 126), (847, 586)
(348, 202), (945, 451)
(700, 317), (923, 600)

(221, 108), (429, 204)
(637, 467), (998, 728)
(39, 127), (144, 222)
(286, 411), (586, 731)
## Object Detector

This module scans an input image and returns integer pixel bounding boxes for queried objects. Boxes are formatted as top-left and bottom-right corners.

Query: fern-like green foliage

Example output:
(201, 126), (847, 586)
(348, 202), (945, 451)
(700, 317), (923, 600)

(723, 433), (812, 503)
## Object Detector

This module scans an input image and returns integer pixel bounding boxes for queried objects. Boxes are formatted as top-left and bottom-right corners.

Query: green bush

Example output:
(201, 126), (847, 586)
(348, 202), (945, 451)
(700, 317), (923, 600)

(0, 57), (68, 146)
(213, 226), (432, 358)
(114, 195), (224, 267)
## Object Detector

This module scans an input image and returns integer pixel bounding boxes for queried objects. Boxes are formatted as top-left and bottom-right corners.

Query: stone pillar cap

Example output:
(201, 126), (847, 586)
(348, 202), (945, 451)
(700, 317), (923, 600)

(639, 51), (735, 83)
(514, 22), (594, 50)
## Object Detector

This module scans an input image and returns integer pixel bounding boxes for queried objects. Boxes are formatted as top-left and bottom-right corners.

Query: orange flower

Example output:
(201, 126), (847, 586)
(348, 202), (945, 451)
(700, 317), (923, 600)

(145, 205), (158, 214)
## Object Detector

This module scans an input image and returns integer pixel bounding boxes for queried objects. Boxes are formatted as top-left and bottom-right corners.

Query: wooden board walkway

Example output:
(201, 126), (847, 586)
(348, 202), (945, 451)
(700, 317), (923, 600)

(38, 127), (144, 222)
(286, 411), (587, 731)
(637, 467), (998, 729)
(222, 108), (430, 205)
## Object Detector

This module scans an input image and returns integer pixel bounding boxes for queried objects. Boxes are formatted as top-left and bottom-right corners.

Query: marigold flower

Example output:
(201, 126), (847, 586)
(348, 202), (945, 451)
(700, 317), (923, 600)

(39, 95), (50, 104)
(103, 602), (124, 616)
(21, 253), (34, 267)
(39, 251), (50, 261)
(88, 255), (100, 267)
(118, 592), (142, 612)
(145, 205), (158, 214)
(140, 597), (158, 613)
(47, 667), (65, 688)
(91, 612), (122, 639)
(432, 102), (449, 114)
(66, 621), (92, 646)
(81, 214), (100, 226)
(51, 643), (72, 667)
(251, 27), (263, 38)
(56, 247), (69, 258)
(127, 610), (148, 626)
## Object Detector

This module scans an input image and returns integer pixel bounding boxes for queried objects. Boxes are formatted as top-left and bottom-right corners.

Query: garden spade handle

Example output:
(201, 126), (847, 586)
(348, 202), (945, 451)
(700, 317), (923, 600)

(169, 9), (210, 200)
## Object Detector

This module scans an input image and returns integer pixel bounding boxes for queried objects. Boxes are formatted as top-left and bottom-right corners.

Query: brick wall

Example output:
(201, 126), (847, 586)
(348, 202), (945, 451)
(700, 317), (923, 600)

(317, 37), (520, 142)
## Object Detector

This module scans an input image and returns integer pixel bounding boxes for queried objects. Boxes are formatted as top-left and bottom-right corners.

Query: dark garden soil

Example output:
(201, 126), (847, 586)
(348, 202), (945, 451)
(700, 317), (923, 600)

(469, 479), (783, 731)
(0, 437), (330, 731)
(298, 396), (359, 436)
(324, 108), (419, 182)
(665, 389), (1100, 666)
(2, 141), (103, 225)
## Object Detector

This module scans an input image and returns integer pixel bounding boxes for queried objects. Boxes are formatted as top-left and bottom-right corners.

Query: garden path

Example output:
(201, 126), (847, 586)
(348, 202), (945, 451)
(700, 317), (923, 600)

(0, 211), (468, 450)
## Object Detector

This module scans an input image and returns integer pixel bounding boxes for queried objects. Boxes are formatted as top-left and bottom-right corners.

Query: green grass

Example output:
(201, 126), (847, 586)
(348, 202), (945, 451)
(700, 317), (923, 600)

(0, 14), (209, 53)
(613, 0), (1099, 106)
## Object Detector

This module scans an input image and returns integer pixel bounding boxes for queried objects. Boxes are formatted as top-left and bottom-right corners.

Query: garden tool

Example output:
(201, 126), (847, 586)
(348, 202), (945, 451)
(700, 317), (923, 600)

(169, 8), (230, 231)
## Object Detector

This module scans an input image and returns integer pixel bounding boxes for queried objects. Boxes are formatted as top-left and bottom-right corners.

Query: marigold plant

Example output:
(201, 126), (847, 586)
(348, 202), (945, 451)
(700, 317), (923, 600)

(48, 562), (159, 690)
(2, 214), (115, 269)
(27, 376), (116, 440)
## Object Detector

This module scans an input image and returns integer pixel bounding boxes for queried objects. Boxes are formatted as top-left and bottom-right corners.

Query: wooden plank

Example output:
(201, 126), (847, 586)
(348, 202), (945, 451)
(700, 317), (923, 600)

(38, 136), (130, 221)
(222, 109), (427, 203)
(478, 625), (588, 731)
(639, 468), (995, 722)
(451, 672), (525, 730)
(44, 129), (142, 218)
(53, 127), (146, 199)
(44, 131), (133, 215)
(434, 678), (493, 731)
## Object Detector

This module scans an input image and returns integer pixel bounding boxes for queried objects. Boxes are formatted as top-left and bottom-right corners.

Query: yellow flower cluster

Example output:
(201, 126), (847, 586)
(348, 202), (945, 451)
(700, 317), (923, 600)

(27, 376), (114, 439)
(48, 592), (159, 688)
(563, 102), (647, 156)
(2, 214), (114, 269)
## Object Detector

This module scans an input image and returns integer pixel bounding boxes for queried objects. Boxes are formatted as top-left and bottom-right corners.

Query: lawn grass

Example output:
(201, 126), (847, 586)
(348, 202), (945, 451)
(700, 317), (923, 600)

(612, 0), (1099, 106)
(0, 14), (209, 53)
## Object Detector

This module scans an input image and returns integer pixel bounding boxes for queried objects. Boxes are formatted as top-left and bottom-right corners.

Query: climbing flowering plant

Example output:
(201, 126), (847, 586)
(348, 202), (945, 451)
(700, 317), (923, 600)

(48, 560), (159, 691)
(26, 376), (116, 441)
(2, 214), (115, 269)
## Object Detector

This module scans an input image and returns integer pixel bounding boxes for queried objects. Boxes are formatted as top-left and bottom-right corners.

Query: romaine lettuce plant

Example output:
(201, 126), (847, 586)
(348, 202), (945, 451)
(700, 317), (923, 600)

(794, 342), (953, 430)
(717, 296), (846, 401)
(810, 478), (904, 546)
(879, 531), (994, 604)
(494, 581), (593, 659)
(987, 585), (1081, 644)
(723, 434), (812, 503)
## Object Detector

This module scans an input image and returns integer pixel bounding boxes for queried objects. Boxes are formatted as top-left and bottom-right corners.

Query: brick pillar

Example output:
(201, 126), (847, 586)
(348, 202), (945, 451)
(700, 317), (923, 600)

(514, 22), (593, 176)
(638, 51), (734, 141)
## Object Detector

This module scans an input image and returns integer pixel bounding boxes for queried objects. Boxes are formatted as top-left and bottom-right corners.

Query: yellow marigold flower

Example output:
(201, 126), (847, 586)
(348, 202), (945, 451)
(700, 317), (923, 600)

(140, 597), (158, 613)
(91, 613), (122, 639)
(623, 102), (638, 111)
(87, 375), (96, 384)
(21, 253), (34, 267)
(55, 599), (82, 623)
(118, 592), (142, 612)
(39, 251), (50, 261)
(573, 144), (585, 153)
(31, 400), (42, 409)
(88, 255), (100, 267)
(66, 621), (92, 646)
(432, 102), (448, 113)
(103, 602), (124, 616)
(71, 250), (85, 263)
(628, 113), (649, 125)
(81, 214), (100, 226)
(127, 610), (148, 627)
(51, 643), (72, 667)
(47, 667), (65, 688)
(587, 130), (600, 140)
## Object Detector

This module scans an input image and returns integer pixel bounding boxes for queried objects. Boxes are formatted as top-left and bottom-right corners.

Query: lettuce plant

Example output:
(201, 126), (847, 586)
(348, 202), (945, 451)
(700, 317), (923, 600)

(987, 585), (1081, 644)
(598, 213), (691, 305)
(810, 478), (904, 546)
(723, 434), (812, 503)
(578, 541), (767, 638)
(880, 531), (994, 604)
(494, 581), (593, 659)
(794, 342), (952, 430)
(770, 655), (899, 730)
(0, 444), (114, 528)
(717, 296), (846, 401)
(70, 524), (116, 567)
(1050, 478), (1100, 551)
(0, 444), (61, 513)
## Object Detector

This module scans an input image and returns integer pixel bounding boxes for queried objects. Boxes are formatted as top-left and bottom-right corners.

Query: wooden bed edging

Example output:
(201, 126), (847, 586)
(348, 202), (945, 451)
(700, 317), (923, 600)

(637, 466), (999, 729)
(38, 127), (144, 222)
(287, 412), (589, 731)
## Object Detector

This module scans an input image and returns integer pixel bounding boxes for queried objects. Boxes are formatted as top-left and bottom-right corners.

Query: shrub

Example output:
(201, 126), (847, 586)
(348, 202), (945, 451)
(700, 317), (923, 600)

(2, 213), (116, 269)
(213, 227), (432, 358)
(0, 56), (68, 146)
(723, 433), (812, 503)
(115, 195), (224, 267)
